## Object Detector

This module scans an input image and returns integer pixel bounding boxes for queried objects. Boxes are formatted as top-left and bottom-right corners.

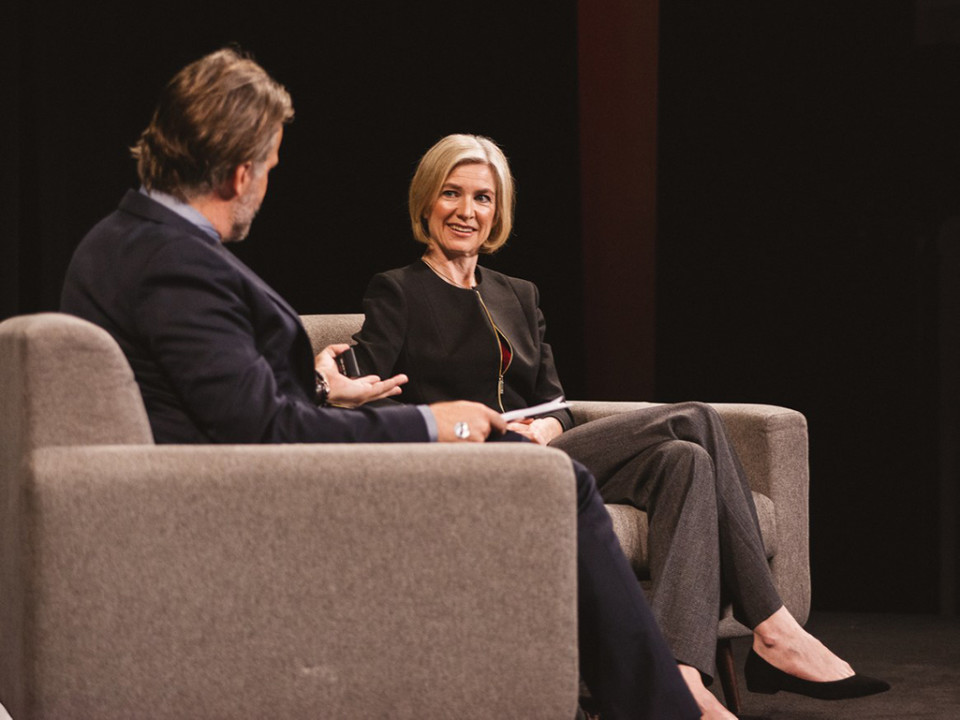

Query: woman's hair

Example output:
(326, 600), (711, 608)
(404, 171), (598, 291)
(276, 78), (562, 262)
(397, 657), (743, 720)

(409, 134), (515, 254)
(131, 48), (294, 200)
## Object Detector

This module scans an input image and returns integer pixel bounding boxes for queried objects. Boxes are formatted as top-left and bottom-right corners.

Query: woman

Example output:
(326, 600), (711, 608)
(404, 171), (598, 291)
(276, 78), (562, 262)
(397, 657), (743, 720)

(352, 134), (889, 719)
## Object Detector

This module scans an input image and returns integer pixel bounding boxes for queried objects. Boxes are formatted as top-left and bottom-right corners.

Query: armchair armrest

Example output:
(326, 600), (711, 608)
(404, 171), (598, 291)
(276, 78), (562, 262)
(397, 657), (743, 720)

(713, 403), (810, 625)
(8, 443), (578, 720)
(568, 400), (811, 626)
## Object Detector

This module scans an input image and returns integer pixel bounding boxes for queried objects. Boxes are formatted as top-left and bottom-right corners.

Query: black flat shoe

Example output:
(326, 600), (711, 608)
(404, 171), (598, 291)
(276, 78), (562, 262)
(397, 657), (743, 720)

(744, 648), (890, 700)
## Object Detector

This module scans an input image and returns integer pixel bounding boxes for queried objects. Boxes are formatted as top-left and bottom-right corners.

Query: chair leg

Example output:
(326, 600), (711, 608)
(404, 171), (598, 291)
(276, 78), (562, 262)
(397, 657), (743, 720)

(716, 638), (742, 715)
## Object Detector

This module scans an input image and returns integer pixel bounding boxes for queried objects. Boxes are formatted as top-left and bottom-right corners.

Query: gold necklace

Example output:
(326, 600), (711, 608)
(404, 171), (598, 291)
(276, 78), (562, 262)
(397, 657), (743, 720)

(421, 256), (476, 289)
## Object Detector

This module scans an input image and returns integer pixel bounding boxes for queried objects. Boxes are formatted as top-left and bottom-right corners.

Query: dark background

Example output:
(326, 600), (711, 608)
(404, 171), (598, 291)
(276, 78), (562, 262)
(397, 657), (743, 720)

(5, 0), (960, 616)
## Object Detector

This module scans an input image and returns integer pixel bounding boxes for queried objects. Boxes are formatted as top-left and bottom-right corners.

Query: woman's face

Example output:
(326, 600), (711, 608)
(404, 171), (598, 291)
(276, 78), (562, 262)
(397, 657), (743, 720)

(426, 163), (497, 259)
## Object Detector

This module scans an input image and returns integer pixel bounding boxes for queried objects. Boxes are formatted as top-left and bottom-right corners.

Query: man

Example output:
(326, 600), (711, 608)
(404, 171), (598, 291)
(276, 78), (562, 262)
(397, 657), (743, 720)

(60, 49), (698, 719)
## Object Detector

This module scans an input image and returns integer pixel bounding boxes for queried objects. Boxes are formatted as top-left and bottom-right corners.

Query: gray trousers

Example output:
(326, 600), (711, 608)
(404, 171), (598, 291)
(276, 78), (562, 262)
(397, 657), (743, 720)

(550, 401), (783, 679)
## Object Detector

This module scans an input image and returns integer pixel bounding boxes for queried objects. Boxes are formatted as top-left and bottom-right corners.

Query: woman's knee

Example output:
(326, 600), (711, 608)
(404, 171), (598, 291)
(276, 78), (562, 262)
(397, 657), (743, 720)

(650, 439), (713, 479)
(667, 401), (727, 444)
(676, 400), (722, 425)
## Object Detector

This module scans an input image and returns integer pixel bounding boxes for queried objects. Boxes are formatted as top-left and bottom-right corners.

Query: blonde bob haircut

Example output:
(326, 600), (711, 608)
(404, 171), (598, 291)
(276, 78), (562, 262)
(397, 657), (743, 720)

(409, 134), (515, 254)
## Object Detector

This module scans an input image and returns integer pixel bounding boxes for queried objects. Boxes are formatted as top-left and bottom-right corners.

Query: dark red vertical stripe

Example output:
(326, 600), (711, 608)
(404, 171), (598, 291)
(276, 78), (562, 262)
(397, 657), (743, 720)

(579, 0), (659, 400)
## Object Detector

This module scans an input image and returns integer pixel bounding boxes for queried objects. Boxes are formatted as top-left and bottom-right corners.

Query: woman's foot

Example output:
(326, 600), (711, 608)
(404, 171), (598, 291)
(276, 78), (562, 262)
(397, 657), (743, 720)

(678, 664), (737, 719)
(752, 606), (853, 682)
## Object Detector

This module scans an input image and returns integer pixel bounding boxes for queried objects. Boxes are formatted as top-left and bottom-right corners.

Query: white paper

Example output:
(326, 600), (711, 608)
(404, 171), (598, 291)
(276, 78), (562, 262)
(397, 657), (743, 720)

(501, 397), (570, 422)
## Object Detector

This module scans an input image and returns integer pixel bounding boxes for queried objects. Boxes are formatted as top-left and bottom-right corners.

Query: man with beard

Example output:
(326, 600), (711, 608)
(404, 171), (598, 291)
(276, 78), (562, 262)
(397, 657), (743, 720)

(60, 47), (486, 444)
(59, 49), (698, 719)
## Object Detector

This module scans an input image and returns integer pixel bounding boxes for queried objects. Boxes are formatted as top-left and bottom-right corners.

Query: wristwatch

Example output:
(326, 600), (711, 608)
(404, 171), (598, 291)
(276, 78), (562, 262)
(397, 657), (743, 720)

(315, 371), (330, 406)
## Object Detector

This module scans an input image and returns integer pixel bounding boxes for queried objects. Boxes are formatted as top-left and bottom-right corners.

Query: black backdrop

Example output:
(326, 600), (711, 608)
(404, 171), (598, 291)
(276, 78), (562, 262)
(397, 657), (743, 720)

(4, 0), (585, 391)
(657, 2), (960, 613)
(6, 0), (960, 615)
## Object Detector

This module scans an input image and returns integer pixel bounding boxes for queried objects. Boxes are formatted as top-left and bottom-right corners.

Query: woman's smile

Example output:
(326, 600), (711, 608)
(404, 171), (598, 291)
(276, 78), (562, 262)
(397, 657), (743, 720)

(447, 222), (477, 236)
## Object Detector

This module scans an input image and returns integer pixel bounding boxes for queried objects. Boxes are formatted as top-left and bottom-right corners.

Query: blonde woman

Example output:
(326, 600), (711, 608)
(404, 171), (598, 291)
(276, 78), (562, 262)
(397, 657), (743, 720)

(353, 134), (890, 719)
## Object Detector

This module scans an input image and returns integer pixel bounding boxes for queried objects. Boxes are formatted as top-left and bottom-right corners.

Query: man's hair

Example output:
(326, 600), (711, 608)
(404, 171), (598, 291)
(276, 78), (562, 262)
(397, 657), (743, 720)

(131, 48), (294, 200)
(409, 134), (515, 254)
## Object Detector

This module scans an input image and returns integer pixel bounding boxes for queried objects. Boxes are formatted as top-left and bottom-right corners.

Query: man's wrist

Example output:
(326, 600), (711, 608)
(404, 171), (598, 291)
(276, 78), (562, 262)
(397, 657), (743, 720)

(417, 405), (438, 442)
(315, 371), (330, 406)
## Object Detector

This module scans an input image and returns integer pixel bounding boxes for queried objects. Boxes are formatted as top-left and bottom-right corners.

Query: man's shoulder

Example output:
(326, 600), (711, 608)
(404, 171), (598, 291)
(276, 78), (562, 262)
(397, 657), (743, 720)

(83, 191), (211, 246)
(79, 192), (221, 263)
(116, 190), (207, 234)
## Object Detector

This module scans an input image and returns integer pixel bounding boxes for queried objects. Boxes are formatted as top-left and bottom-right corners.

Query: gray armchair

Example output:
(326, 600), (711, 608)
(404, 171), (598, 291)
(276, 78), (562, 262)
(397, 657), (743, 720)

(303, 313), (812, 713)
(0, 313), (580, 720)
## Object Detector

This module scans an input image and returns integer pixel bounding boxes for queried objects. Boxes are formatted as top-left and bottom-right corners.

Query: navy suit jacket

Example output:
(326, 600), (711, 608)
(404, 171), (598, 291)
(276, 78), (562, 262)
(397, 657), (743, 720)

(61, 190), (428, 444)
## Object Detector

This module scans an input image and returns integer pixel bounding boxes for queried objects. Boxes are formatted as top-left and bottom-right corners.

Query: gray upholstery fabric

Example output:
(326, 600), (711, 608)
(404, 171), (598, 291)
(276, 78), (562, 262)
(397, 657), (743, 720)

(1, 315), (154, 717)
(0, 313), (579, 720)
(1, 313), (154, 449)
(301, 313), (364, 355)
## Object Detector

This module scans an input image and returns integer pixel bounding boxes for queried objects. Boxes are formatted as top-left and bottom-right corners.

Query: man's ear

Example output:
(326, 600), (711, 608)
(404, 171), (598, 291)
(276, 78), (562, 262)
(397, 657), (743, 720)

(218, 162), (254, 200)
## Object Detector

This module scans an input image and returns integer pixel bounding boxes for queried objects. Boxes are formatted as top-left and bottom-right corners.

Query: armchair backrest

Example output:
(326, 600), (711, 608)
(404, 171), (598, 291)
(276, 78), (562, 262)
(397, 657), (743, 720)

(0, 312), (367, 459)
(299, 313), (363, 354)
(0, 313), (154, 455)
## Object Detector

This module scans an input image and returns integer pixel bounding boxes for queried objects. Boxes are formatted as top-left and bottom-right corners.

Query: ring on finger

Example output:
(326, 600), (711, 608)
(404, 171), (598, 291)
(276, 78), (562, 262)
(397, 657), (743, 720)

(454, 421), (471, 440)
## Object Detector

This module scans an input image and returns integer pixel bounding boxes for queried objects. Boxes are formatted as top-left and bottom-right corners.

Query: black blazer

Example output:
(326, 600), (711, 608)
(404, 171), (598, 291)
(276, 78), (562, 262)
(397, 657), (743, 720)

(353, 261), (574, 430)
(61, 190), (428, 444)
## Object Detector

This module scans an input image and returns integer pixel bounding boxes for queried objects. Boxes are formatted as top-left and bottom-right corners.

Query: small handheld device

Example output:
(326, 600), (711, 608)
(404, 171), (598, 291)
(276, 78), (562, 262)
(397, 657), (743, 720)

(337, 346), (361, 378)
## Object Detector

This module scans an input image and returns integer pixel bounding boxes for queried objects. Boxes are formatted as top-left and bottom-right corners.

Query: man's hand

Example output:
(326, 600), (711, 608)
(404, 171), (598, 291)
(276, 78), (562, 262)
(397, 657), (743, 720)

(429, 401), (507, 442)
(505, 417), (564, 445)
(316, 344), (407, 408)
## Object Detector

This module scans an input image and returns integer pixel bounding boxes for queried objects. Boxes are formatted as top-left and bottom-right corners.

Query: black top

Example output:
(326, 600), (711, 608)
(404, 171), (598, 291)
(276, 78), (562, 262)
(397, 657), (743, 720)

(353, 260), (574, 430)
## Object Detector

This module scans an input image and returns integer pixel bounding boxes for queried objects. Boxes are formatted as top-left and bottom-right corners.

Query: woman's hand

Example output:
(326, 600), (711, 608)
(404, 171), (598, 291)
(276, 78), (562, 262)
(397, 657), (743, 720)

(315, 344), (407, 408)
(505, 417), (564, 445)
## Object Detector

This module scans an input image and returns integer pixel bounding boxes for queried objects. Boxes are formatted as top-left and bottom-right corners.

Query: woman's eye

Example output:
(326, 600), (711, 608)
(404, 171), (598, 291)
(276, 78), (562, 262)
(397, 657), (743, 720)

(441, 190), (458, 198)
(476, 194), (491, 203)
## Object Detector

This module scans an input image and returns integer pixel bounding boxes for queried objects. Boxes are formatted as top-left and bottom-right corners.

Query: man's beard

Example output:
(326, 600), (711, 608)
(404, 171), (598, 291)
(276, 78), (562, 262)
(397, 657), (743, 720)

(225, 183), (262, 243)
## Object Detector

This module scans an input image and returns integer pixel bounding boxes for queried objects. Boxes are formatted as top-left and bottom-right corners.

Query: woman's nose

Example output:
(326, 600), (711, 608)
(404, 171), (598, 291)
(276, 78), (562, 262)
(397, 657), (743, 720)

(457, 197), (474, 218)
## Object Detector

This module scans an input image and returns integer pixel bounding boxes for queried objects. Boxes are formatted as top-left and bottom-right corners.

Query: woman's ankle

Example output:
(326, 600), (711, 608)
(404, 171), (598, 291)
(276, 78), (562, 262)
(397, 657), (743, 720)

(753, 605), (798, 648)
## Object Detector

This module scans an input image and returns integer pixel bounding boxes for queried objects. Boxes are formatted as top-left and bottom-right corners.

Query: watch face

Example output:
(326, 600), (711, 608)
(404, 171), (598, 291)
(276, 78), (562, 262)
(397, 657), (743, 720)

(315, 372), (330, 404)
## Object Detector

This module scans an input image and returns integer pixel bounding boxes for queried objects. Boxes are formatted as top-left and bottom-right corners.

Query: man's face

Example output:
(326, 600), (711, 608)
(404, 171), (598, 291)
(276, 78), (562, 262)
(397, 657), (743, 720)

(226, 127), (283, 243)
